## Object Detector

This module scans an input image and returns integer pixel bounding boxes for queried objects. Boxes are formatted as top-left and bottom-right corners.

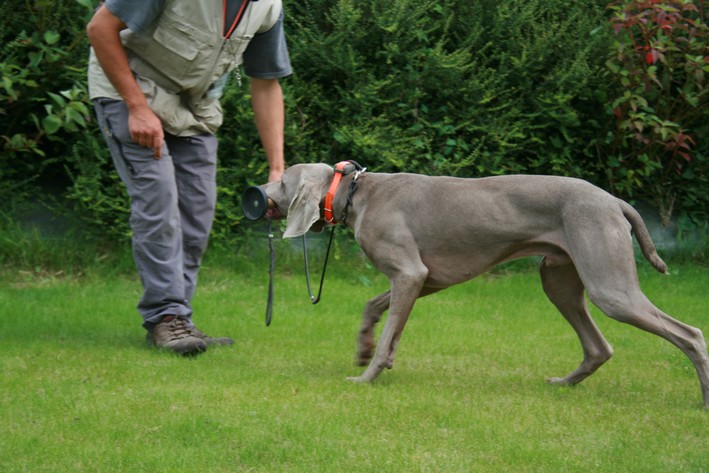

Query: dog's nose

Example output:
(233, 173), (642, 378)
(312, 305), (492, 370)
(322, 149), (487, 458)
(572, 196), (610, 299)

(241, 186), (270, 221)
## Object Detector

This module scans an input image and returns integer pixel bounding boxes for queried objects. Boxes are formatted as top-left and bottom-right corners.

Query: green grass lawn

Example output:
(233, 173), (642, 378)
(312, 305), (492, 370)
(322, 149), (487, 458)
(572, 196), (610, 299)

(1, 256), (707, 472)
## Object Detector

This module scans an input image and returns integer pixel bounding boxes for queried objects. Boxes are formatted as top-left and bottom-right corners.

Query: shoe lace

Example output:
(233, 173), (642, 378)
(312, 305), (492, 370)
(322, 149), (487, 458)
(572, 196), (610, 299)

(165, 317), (192, 341)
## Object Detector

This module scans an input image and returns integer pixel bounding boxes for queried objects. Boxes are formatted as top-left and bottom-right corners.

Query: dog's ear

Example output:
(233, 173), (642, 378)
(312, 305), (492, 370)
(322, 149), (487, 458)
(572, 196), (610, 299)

(283, 178), (322, 238)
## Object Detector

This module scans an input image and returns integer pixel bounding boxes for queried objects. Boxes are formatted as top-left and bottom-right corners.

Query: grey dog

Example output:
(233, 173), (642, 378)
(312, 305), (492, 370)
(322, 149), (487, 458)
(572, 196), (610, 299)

(260, 163), (709, 407)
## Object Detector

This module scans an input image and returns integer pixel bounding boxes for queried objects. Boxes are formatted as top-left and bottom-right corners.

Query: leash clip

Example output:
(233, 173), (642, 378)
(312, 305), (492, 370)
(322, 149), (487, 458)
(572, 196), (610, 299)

(353, 167), (366, 181)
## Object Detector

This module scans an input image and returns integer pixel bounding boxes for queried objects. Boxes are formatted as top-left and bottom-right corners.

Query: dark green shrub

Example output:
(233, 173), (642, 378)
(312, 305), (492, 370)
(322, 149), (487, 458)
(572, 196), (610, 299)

(0, 0), (94, 206)
(276, 0), (613, 183)
(1, 0), (706, 251)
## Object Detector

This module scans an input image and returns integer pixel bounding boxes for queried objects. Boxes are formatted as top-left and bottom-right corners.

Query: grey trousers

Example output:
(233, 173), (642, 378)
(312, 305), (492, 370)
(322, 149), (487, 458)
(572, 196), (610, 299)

(93, 99), (217, 327)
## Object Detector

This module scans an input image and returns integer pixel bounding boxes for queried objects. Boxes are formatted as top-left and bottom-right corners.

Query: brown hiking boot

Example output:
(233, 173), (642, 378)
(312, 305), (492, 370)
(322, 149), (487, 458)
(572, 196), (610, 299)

(147, 315), (207, 356)
(190, 325), (235, 347)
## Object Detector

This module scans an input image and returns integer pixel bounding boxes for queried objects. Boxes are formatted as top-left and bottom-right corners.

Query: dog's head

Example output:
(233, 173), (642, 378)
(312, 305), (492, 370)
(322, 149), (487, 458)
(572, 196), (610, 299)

(261, 163), (334, 238)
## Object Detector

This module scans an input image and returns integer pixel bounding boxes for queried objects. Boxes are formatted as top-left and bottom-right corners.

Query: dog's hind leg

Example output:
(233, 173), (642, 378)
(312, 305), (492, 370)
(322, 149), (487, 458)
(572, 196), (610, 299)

(540, 255), (614, 385)
(563, 211), (709, 407)
(587, 283), (709, 408)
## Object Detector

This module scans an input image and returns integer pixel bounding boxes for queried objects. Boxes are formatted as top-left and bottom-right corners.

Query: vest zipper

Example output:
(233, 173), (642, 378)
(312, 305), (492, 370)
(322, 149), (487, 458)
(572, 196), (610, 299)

(218, 0), (251, 88)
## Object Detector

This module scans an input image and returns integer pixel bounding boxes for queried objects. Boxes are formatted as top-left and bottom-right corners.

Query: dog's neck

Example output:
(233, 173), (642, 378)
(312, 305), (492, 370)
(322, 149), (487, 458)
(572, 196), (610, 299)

(325, 162), (365, 225)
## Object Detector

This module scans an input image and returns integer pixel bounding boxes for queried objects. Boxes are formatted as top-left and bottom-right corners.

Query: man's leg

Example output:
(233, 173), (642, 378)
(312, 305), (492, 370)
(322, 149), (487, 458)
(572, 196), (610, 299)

(167, 133), (233, 346)
(93, 98), (207, 355)
(166, 133), (217, 303)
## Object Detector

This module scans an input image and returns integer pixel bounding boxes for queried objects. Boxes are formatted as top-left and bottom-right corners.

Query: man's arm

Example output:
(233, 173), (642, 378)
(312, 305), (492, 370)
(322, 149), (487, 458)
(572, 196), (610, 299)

(251, 78), (286, 182)
(87, 5), (164, 158)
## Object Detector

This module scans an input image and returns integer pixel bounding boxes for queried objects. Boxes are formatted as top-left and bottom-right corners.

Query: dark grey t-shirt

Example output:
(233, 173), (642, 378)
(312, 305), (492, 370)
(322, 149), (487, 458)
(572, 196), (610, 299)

(104, 0), (292, 79)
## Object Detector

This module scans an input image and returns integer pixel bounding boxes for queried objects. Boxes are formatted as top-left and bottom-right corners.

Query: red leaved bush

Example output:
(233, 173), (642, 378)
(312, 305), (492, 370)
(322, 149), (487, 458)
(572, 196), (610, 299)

(605, 0), (707, 224)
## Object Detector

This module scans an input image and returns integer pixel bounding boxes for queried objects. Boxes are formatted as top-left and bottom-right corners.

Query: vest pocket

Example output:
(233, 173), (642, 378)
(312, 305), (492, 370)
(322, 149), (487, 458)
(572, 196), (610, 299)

(127, 11), (216, 84)
(152, 22), (200, 61)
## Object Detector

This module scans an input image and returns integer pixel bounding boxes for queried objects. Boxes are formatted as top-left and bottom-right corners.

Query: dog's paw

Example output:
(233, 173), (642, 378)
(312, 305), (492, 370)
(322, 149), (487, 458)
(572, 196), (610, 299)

(546, 377), (570, 385)
(355, 347), (374, 366)
(346, 376), (367, 383)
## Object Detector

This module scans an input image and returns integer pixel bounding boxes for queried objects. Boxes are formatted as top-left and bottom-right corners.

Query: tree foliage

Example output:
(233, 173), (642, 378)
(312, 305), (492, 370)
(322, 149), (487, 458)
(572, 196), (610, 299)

(0, 0), (706, 245)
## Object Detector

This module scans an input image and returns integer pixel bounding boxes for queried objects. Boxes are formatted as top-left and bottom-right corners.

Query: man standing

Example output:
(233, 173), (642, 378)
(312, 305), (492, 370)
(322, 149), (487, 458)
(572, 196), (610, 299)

(87, 0), (291, 355)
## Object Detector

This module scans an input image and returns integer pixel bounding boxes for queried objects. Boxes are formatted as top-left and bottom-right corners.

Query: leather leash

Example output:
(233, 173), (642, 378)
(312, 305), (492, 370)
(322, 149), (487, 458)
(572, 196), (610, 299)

(302, 226), (336, 305)
(266, 220), (275, 326)
(265, 161), (364, 325)
(303, 160), (365, 305)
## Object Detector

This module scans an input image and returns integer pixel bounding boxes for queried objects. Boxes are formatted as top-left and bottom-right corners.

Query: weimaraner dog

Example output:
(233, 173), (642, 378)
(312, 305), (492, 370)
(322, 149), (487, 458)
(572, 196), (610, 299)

(260, 163), (709, 407)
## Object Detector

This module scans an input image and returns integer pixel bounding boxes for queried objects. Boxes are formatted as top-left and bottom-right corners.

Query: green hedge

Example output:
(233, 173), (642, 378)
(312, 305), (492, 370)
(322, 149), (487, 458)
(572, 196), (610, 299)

(1, 0), (706, 245)
(280, 0), (613, 178)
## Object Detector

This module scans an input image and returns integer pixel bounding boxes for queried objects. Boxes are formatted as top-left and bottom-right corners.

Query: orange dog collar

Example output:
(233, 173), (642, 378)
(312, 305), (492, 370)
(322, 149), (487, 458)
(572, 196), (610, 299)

(324, 161), (351, 224)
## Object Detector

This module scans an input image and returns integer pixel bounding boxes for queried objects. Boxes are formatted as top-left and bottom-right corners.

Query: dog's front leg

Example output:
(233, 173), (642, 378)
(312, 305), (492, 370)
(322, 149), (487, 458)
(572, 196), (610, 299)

(356, 290), (391, 366)
(349, 311), (409, 383)
(349, 267), (427, 383)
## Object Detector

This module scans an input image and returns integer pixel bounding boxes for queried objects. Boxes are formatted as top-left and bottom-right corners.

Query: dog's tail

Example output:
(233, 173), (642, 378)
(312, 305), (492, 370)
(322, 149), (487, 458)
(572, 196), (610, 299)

(620, 200), (669, 275)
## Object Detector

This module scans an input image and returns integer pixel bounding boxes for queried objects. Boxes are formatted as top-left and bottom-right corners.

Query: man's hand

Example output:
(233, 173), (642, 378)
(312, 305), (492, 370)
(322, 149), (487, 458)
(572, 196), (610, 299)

(268, 168), (283, 183)
(128, 104), (164, 159)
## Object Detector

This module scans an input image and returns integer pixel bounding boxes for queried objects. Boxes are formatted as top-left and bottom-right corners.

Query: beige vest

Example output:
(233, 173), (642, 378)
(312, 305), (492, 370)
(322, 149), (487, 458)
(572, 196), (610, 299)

(89, 0), (282, 136)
